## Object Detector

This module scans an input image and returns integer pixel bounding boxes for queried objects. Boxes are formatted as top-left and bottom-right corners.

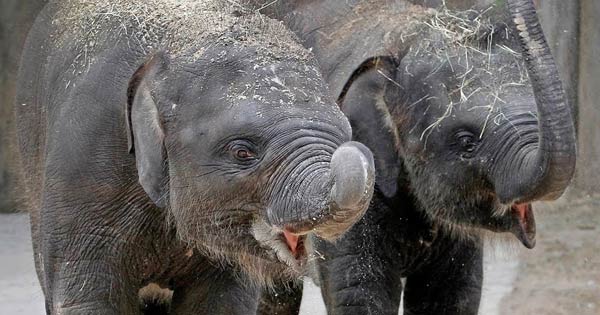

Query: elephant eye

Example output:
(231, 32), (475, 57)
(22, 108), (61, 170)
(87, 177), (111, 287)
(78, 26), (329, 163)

(235, 148), (254, 159)
(455, 131), (477, 157)
(230, 142), (258, 162)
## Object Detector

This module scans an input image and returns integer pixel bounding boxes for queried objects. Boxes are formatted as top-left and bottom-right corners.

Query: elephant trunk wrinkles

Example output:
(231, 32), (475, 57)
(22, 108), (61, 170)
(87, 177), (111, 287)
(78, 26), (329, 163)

(267, 141), (375, 240)
(496, 0), (576, 204)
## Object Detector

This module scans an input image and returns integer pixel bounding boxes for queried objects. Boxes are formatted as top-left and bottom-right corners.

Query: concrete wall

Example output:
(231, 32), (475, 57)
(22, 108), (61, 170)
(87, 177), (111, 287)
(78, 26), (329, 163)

(573, 0), (600, 196)
(0, 0), (45, 212)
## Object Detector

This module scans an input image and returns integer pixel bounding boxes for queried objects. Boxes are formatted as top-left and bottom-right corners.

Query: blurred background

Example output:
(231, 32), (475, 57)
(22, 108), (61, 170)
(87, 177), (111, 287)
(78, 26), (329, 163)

(0, 0), (598, 314)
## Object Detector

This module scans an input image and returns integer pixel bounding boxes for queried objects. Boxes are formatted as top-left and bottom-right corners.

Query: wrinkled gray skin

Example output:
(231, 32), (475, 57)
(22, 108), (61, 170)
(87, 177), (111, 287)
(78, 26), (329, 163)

(252, 0), (577, 314)
(15, 1), (376, 314)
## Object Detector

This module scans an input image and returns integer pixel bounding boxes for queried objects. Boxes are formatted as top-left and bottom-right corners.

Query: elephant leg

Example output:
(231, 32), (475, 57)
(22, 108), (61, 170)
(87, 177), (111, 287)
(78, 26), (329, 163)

(37, 204), (146, 314)
(257, 280), (302, 315)
(403, 235), (484, 315)
(169, 268), (260, 315)
(44, 259), (140, 315)
(314, 208), (403, 315)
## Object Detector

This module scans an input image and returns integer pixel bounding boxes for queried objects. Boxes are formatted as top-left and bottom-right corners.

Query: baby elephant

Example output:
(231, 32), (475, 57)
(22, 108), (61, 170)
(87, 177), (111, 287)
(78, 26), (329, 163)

(15, 1), (375, 314)
(254, 0), (577, 314)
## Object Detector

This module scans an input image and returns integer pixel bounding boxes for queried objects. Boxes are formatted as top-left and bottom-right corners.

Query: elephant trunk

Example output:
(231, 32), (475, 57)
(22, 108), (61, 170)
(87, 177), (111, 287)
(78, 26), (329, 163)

(266, 141), (375, 240)
(496, 0), (576, 204)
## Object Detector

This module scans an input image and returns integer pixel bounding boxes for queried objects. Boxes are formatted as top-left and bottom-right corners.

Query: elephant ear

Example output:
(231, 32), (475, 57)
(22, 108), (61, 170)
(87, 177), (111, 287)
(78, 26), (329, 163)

(338, 56), (401, 198)
(126, 53), (170, 207)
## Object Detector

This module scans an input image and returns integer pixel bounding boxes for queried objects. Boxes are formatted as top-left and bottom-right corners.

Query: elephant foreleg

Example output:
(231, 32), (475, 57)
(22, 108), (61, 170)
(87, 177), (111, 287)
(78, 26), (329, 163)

(403, 235), (484, 315)
(313, 215), (404, 315)
(45, 259), (140, 315)
(169, 268), (260, 315)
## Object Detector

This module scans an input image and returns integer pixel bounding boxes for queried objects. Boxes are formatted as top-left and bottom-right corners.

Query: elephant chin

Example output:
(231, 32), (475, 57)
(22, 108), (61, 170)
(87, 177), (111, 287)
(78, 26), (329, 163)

(486, 203), (536, 249)
(251, 219), (308, 272)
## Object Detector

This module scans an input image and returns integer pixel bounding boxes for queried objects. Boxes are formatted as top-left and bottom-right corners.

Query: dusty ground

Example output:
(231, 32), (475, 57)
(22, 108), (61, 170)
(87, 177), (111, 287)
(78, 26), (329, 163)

(500, 194), (600, 315)
(0, 214), (45, 314)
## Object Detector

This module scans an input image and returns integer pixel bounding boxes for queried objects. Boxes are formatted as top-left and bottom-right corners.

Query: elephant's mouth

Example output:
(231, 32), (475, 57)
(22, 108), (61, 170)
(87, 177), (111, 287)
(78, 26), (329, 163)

(282, 230), (307, 260)
(251, 220), (308, 271)
(508, 203), (536, 249)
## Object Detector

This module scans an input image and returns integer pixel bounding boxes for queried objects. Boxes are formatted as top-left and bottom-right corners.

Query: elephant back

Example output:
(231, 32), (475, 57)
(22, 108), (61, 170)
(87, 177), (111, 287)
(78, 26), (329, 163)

(278, 0), (431, 99)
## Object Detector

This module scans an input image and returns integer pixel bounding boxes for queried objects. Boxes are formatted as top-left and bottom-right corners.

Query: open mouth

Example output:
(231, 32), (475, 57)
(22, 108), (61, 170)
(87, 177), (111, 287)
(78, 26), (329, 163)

(251, 220), (308, 271)
(282, 230), (307, 260)
(509, 203), (536, 249)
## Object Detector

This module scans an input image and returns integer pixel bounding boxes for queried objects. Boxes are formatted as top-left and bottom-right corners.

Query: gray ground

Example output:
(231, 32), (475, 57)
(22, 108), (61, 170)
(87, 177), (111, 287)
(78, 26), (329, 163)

(2, 199), (597, 315)
(0, 214), (45, 314)
(500, 195), (600, 315)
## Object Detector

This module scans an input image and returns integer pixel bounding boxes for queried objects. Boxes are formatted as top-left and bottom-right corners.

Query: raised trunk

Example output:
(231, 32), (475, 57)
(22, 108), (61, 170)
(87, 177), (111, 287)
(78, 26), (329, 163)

(266, 141), (374, 240)
(496, 0), (576, 204)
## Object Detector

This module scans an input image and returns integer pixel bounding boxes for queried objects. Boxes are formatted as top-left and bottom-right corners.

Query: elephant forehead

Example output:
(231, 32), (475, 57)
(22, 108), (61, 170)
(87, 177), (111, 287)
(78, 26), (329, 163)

(175, 98), (349, 143)
(164, 59), (350, 142)
(224, 62), (332, 107)
(168, 60), (343, 117)
(401, 45), (533, 118)
(170, 55), (333, 106)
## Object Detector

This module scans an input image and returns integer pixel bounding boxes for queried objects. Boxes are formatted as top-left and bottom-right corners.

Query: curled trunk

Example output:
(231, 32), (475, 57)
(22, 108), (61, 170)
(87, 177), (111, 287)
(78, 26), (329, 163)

(266, 141), (375, 240)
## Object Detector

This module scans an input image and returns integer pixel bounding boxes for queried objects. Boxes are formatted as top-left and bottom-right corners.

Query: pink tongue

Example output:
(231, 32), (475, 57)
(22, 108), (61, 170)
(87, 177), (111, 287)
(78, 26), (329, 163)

(283, 230), (299, 255)
(514, 204), (529, 226)
(511, 203), (536, 249)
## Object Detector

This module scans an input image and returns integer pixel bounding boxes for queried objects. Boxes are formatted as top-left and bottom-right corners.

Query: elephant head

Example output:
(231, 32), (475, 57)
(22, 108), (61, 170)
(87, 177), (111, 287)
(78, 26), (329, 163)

(338, 0), (575, 248)
(125, 19), (375, 283)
